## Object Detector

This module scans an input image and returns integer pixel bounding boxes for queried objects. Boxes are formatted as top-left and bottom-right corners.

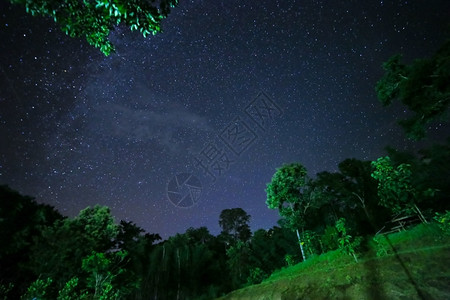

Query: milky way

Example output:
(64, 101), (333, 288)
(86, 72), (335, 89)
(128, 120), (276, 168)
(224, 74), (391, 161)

(1, 0), (449, 238)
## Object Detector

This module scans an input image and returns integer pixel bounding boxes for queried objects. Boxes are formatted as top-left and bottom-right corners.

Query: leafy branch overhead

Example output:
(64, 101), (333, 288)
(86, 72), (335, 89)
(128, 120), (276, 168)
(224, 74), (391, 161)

(9, 0), (179, 55)
(375, 40), (450, 140)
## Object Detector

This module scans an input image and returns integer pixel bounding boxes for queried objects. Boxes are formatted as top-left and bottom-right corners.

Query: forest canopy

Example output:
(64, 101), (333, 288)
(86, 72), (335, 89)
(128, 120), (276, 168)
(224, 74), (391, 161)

(1, 138), (449, 299)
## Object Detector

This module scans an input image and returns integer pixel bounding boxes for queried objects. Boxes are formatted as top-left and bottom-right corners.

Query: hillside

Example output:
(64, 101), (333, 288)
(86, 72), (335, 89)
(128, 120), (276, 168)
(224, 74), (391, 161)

(218, 224), (450, 300)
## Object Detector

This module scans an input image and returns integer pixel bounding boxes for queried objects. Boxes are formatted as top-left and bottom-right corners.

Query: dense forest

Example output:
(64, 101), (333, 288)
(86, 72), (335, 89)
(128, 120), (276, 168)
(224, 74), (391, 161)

(1, 137), (449, 299)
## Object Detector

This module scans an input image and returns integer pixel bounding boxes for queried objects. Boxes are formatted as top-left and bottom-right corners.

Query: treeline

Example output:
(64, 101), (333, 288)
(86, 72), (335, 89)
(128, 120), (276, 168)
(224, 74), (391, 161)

(0, 186), (300, 299)
(1, 140), (449, 299)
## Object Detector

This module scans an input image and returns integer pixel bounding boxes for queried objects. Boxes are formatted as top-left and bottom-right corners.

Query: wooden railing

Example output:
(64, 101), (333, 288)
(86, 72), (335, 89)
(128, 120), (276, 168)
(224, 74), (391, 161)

(377, 214), (422, 235)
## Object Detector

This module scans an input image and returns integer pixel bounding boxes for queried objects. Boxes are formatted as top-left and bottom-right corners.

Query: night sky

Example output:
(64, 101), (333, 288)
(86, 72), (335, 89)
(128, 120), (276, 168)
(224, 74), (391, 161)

(1, 0), (449, 238)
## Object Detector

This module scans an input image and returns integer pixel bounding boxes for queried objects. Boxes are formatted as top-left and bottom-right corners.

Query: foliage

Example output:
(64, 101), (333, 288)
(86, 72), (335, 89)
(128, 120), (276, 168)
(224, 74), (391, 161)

(21, 278), (52, 300)
(27, 205), (122, 297)
(302, 230), (322, 256)
(248, 227), (299, 280)
(23, 250), (135, 299)
(9, 0), (179, 55)
(219, 208), (252, 243)
(375, 40), (450, 139)
(138, 228), (226, 299)
(114, 220), (161, 299)
(335, 218), (361, 262)
(246, 267), (268, 285)
(0, 185), (62, 298)
(434, 210), (450, 235)
(372, 235), (390, 257)
(372, 236), (389, 257)
(56, 277), (86, 300)
(0, 186), (62, 257)
(384, 141), (450, 217)
(320, 225), (339, 252)
(0, 283), (13, 300)
(185, 226), (213, 245)
(226, 240), (252, 289)
(81, 250), (130, 299)
(284, 254), (296, 267)
(371, 156), (414, 215)
(266, 163), (308, 230)
(76, 205), (119, 247)
(415, 141), (450, 212)
(371, 156), (435, 218)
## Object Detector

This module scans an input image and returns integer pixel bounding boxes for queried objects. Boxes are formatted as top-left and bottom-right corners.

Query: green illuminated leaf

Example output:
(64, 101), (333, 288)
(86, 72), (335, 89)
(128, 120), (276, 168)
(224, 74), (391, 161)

(11, 0), (179, 56)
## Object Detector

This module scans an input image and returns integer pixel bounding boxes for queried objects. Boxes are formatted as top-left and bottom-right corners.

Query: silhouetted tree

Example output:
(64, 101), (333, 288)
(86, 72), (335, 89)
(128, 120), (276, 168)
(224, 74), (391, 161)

(386, 140), (450, 213)
(219, 208), (252, 244)
(316, 159), (388, 233)
(0, 185), (62, 298)
(249, 227), (298, 276)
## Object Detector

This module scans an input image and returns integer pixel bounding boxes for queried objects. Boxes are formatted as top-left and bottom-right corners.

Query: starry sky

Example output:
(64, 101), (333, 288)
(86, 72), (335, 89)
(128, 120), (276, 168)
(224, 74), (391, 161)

(1, 0), (449, 238)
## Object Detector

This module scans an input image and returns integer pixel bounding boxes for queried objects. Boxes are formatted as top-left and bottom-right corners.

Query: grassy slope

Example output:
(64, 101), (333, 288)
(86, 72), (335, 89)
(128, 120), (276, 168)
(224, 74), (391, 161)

(218, 224), (450, 300)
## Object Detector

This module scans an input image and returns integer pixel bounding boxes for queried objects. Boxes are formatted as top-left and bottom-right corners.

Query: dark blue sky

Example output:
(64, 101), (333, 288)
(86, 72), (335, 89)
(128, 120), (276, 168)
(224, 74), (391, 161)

(1, 0), (449, 238)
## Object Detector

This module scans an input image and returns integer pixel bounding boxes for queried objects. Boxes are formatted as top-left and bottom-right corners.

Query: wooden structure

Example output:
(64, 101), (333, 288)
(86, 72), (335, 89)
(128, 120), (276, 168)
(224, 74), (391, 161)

(377, 214), (422, 235)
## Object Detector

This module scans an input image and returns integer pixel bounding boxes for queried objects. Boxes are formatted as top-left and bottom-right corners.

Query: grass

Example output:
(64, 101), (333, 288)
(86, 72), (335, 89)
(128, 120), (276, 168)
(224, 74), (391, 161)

(264, 249), (352, 283)
(217, 223), (450, 300)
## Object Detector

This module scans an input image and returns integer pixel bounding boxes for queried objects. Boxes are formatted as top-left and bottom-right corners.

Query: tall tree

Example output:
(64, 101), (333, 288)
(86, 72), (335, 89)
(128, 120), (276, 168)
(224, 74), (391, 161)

(116, 220), (161, 300)
(218, 208), (252, 244)
(0, 185), (62, 298)
(266, 163), (321, 261)
(185, 226), (213, 245)
(316, 158), (387, 233)
(375, 40), (450, 139)
(371, 156), (433, 222)
(143, 229), (225, 300)
(8, 0), (179, 55)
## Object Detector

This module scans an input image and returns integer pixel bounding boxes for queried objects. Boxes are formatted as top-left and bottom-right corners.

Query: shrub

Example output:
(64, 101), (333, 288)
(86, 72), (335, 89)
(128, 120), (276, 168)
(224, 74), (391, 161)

(321, 225), (339, 252)
(246, 267), (268, 285)
(434, 210), (450, 235)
